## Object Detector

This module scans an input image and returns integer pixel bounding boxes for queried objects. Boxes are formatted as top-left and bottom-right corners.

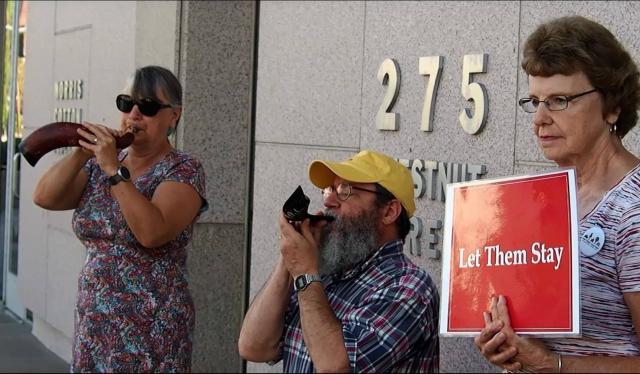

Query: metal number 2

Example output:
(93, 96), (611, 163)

(376, 58), (400, 131)
(419, 56), (443, 132)
(458, 54), (488, 135)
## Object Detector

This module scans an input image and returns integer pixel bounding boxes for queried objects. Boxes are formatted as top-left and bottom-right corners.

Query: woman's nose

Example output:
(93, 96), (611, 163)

(532, 102), (552, 127)
(129, 104), (143, 118)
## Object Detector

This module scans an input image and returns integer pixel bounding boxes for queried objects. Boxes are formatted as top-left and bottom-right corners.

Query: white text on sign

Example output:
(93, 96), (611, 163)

(459, 242), (564, 271)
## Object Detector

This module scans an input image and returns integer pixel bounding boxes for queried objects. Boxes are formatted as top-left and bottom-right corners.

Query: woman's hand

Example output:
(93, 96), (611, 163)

(475, 295), (560, 372)
(77, 122), (122, 176)
(474, 296), (521, 372)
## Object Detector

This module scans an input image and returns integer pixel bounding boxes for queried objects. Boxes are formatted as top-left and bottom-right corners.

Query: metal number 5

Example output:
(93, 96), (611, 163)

(376, 58), (400, 131)
(458, 54), (488, 134)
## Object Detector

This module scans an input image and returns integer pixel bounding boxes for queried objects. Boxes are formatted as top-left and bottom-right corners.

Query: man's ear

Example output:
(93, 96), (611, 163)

(381, 199), (402, 226)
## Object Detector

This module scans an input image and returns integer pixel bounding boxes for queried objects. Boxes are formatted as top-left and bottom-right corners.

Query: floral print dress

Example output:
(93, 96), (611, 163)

(71, 148), (207, 373)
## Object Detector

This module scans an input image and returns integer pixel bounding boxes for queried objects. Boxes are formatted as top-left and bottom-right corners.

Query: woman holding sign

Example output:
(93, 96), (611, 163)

(475, 16), (640, 372)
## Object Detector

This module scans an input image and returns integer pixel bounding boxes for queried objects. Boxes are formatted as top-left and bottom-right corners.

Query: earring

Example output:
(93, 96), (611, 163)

(609, 123), (618, 135)
(167, 126), (175, 136)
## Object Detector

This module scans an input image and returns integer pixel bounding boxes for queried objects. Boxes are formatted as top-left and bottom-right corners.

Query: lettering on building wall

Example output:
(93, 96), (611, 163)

(54, 80), (83, 100)
(405, 217), (442, 259)
(398, 159), (487, 260)
(53, 79), (84, 155)
(376, 58), (400, 130)
(377, 54), (488, 134)
(53, 107), (83, 123)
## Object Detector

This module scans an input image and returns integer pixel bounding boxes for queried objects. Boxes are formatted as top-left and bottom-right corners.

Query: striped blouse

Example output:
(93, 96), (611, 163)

(543, 164), (640, 355)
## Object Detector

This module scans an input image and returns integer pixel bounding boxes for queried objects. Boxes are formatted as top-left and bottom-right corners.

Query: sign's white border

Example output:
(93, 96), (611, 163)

(439, 168), (580, 337)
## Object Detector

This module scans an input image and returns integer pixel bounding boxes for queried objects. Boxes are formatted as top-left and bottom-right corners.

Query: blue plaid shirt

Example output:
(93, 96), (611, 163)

(279, 239), (439, 373)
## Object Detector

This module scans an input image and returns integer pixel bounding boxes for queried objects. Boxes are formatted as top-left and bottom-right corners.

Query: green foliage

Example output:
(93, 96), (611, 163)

(2, 1), (24, 141)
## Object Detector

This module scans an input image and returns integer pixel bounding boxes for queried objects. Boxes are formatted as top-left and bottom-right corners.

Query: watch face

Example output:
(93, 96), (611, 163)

(119, 166), (131, 180)
(295, 275), (307, 291)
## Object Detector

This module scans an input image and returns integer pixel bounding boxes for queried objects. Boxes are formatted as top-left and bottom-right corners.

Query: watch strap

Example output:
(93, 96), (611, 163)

(294, 273), (322, 292)
(108, 166), (130, 186)
(108, 173), (123, 186)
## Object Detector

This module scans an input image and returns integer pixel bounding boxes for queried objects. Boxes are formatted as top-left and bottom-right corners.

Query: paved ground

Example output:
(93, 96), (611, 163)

(0, 309), (69, 373)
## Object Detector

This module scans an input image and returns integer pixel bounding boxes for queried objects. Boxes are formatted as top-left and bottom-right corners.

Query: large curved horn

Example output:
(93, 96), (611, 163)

(19, 122), (134, 167)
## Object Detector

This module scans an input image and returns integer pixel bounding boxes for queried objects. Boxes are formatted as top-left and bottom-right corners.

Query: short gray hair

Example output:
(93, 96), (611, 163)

(126, 65), (182, 107)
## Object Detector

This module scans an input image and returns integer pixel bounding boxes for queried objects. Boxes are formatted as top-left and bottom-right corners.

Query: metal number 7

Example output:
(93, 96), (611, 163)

(419, 56), (443, 132)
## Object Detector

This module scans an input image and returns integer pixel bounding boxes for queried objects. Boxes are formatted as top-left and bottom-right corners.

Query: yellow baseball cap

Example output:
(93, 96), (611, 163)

(308, 150), (416, 217)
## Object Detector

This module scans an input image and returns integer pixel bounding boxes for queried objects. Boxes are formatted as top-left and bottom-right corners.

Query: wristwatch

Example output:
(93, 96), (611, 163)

(108, 166), (131, 186)
(294, 274), (322, 292)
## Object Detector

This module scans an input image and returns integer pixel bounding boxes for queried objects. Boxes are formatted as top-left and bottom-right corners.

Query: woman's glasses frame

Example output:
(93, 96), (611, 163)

(518, 88), (598, 113)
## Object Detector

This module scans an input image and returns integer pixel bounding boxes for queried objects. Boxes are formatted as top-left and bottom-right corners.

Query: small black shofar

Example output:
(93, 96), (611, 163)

(283, 185), (334, 223)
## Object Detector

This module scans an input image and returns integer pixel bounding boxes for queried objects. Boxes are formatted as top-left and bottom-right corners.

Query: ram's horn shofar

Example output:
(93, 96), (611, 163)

(19, 122), (134, 167)
(282, 185), (334, 223)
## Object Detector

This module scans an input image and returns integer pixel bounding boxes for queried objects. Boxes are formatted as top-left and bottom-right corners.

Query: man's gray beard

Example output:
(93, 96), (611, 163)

(318, 208), (379, 276)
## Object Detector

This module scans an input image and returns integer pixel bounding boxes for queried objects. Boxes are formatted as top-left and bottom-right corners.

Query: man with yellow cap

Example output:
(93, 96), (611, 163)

(239, 150), (439, 373)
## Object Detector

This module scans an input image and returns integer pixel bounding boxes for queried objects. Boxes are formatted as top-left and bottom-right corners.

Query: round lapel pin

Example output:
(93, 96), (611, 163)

(580, 226), (605, 257)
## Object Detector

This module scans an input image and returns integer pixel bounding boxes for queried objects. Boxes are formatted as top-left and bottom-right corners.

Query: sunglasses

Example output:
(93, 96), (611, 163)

(116, 94), (172, 117)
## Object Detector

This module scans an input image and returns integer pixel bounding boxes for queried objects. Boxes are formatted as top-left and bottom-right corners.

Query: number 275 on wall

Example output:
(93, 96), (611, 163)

(376, 54), (488, 135)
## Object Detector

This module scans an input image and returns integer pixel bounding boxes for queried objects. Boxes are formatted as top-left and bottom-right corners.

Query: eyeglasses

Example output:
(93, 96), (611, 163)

(322, 183), (384, 201)
(518, 88), (598, 113)
(116, 94), (172, 117)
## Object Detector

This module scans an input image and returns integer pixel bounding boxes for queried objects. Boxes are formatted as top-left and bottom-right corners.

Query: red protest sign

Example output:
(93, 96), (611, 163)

(439, 169), (580, 336)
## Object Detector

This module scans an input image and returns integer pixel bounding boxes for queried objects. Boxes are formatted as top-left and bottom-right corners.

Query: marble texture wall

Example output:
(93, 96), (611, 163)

(178, 1), (255, 372)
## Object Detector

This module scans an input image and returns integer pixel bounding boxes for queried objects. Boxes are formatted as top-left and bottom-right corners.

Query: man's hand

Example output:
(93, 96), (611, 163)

(278, 211), (327, 277)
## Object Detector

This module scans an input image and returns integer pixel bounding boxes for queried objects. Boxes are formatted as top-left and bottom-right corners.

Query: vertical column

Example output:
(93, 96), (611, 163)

(177, 1), (256, 372)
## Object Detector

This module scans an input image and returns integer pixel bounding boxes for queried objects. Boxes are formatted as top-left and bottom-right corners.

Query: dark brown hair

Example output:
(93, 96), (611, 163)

(522, 16), (640, 137)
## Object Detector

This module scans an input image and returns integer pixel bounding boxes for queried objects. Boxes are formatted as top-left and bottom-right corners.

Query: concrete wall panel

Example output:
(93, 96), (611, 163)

(134, 1), (179, 70)
(43, 228), (85, 338)
(255, 1), (365, 148)
(18, 0), (56, 323)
